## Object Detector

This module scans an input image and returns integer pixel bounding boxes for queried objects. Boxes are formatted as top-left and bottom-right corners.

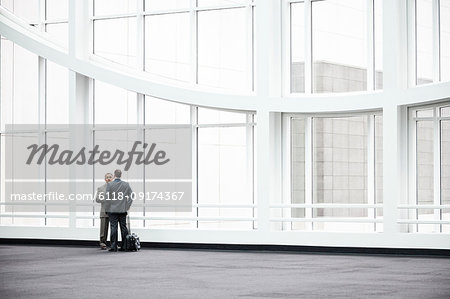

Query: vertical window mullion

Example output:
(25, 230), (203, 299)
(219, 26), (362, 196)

(410, 111), (418, 232)
(433, 107), (442, 232)
(304, 0), (312, 94)
(433, 0), (441, 82)
(284, 117), (292, 231)
(190, 0), (197, 84)
(38, 0), (46, 226)
(137, 0), (145, 71)
(245, 3), (253, 91)
(367, 0), (375, 91)
(137, 0), (145, 227)
(367, 115), (376, 230)
(305, 117), (313, 230)
(191, 106), (198, 228)
(408, 0), (417, 86)
(245, 114), (255, 229)
(284, 1), (291, 94)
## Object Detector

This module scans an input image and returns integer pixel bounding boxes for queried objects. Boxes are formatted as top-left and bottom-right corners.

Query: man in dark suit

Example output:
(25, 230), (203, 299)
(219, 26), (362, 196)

(105, 169), (133, 252)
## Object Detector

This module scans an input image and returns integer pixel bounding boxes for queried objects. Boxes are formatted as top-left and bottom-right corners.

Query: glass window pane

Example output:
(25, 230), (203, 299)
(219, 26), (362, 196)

(1, 42), (39, 125)
(416, 121), (434, 205)
(1, 38), (13, 129)
(312, 0), (367, 93)
(46, 23), (68, 48)
(291, 118), (306, 230)
(291, 2), (305, 93)
(145, 0), (190, 11)
(4, 0), (40, 24)
(46, 0), (68, 20)
(416, 109), (434, 118)
(94, 0), (137, 16)
(416, 0), (433, 85)
(374, 0), (383, 90)
(198, 126), (252, 204)
(441, 106), (450, 117)
(46, 61), (69, 124)
(313, 116), (368, 224)
(198, 107), (248, 124)
(93, 18), (137, 67)
(94, 80), (137, 124)
(144, 13), (190, 82)
(144, 96), (190, 124)
(198, 8), (249, 91)
(441, 0), (450, 82)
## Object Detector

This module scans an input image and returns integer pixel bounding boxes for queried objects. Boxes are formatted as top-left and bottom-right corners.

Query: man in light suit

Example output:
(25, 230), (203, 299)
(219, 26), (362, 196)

(95, 172), (113, 250)
(105, 169), (133, 252)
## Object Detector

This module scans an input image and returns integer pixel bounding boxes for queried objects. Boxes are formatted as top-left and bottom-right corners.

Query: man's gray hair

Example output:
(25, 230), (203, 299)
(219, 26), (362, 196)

(114, 169), (122, 178)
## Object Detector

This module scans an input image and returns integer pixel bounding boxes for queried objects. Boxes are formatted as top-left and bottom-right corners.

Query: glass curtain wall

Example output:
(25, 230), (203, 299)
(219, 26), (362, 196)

(407, 103), (450, 233)
(289, 0), (383, 93)
(92, 0), (254, 92)
(282, 112), (383, 233)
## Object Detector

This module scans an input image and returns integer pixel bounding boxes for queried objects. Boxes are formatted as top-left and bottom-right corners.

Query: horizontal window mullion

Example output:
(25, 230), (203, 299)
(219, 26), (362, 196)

(91, 13), (137, 21)
(271, 218), (383, 223)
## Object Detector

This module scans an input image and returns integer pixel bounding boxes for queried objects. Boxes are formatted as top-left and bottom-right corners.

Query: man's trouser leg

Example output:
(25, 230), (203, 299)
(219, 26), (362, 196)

(100, 216), (109, 246)
(109, 213), (119, 250)
(118, 213), (128, 249)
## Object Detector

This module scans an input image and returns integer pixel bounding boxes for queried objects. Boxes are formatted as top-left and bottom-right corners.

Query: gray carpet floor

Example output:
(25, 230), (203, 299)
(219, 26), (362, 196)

(0, 245), (449, 298)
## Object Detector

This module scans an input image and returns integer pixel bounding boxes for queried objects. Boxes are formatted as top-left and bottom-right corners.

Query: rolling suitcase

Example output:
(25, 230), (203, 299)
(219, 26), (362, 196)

(125, 215), (141, 251)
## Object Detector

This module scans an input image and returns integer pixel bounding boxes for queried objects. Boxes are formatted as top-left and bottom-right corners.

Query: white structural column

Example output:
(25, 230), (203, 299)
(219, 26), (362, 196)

(68, 0), (91, 228)
(254, 0), (277, 232)
(382, 0), (408, 234)
(383, 0), (408, 91)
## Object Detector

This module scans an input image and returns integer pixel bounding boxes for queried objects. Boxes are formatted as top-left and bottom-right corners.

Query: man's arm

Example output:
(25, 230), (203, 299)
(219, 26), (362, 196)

(126, 184), (133, 211)
(94, 187), (103, 203)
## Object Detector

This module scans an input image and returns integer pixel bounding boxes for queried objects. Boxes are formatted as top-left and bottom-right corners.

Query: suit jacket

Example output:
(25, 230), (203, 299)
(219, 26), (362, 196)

(105, 179), (133, 214)
(94, 183), (108, 217)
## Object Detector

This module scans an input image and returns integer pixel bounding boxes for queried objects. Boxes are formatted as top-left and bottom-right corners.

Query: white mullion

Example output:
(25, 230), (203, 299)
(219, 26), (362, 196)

(190, 0), (197, 84)
(137, 0), (145, 226)
(137, 0), (144, 71)
(282, 116), (292, 231)
(433, 107), (441, 232)
(88, 0), (94, 55)
(245, 114), (255, 229)
(191, 106), (198, 228)
(245, 2), (253, 91)
(142, 9), (191, 16)
(40, 0), (46, 26)
(38, 56), (46, 224)
(432, 0), (441, 82)
(368, 115), (376, 231)
(409, 109), (418, 232)
(38, 0), (46, 224)
(407, 0), (417, 87)
(195, 4), (248, 12)
(282, 0), (291, 95)
(305, 117), (313, 230)
(90, 13), (137, 21)
(367, 0), (375, 91)
(304, 0), (312, 94)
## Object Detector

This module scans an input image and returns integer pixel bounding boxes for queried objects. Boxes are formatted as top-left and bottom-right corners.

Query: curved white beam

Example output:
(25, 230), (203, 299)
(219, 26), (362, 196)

(1, 7), (449, 113)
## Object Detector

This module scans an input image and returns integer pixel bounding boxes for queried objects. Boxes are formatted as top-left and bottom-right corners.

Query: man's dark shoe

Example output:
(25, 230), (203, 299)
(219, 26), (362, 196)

(118, 247), (126, 252)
